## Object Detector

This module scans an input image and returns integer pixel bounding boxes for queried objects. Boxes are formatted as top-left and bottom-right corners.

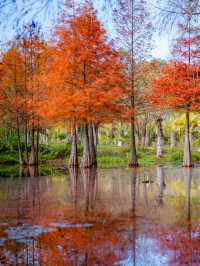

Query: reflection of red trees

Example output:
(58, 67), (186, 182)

(153, 224), (200, 265)
(0, 214), (134, 266)
(36, 216), (132, 266)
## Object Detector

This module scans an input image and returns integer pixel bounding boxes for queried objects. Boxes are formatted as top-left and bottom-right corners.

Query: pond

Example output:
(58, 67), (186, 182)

(0, 165), (200, 265)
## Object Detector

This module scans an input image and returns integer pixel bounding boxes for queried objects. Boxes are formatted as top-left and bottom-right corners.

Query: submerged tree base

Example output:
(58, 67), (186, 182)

(129, 162), (139, 168)
(182, 164), (194, 168)
(81, 163), (97, 169)
(68, 164), (79, 169)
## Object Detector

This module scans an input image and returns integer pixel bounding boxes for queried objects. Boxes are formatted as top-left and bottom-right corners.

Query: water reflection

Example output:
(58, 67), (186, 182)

(157, 165), (166, 207)
(0, 166), (199, 265)
(82, 168), (98, 214)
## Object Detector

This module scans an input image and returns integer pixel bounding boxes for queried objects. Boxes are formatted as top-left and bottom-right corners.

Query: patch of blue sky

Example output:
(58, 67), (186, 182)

(0, 0), (174, 60)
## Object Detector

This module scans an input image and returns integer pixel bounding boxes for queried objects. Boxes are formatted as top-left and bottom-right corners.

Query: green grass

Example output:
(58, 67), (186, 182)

(97, 146), (200, 167)
(1, 143), (200, 169)
(0, 153), (18, 164)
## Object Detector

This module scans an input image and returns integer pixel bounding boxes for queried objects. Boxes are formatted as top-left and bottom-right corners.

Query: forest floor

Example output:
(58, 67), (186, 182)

(0, 144), (200, 177)
(0, 144), (200, 168)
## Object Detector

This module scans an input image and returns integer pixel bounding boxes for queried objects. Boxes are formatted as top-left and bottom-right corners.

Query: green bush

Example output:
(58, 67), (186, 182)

(97, 155), (128, 168)
(97, 145), (129, 156)
(39, 144), (83, 160)
(192, 151), (200, 162)
(167, 150), (183, 162)
(0, 153), (18, 164)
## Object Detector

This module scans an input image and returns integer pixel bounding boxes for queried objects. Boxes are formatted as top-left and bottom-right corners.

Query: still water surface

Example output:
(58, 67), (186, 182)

(0, 165), (200, 266)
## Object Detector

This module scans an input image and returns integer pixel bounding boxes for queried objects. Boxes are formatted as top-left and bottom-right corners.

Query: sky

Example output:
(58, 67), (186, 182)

(152, 33), (171, 59)
(0, 0), (173, 60)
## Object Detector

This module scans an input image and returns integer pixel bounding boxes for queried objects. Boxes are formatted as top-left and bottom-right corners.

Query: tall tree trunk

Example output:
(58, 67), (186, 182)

(142, 124), (147, 148)
(156, 118), (164, 158)
(129, 0), (138, 168)
(36, 124), (39, 165)
(29, 127), (36, 166)
(141, 115), (148, 148)
(24, 122), (29, 163)
(129, 116), (138, 167)
(93, 124), (99, 146)
(29, 165), (38, 177)
(88, 124), (97, 167)
(144, 129), (150, 147)
(170, 129), (176, 148)
(189, 131), (192, 147)
(69, 127), (78, 168)
(82, 124), (92, 168)
(183, 111), (193, 167)
(16, 117), (23, 165)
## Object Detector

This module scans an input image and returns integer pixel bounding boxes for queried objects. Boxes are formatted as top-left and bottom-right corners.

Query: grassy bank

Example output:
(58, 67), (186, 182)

(1, 143), (200, 169)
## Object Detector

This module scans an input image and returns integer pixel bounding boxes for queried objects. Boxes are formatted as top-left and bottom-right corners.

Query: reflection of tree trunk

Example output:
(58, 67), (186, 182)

(157, 165), (165, 207)
(69, 127), (78, 168)
(183, 168), (192, 241)
(82, 168), (97, 214)
(130, 168), (137, 266)
(170, 129), (176, 148)
(69, 167), (79, 207)
(183, 111), (193, 167)
(155, 118), (164, 158)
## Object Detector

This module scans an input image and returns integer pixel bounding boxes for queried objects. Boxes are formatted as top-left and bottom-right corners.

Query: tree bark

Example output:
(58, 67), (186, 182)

(183, 111), (193, 167)
(29, 127), (37, 166)
(69, 127), (79, 168)
(24, 123), (29, 164)
(170, 129), (176, 148)
(129, 0), (138, 168)
(81, 124), (92, 168)
(155, 118), (164, 158)
(93, 124), (99, 146)
(144, 130), (150, 147)
(129, 116), (139, 167)
(88, 124), (97, 167)
(16, 117), (23, 165)
(36, 121), (39, 165)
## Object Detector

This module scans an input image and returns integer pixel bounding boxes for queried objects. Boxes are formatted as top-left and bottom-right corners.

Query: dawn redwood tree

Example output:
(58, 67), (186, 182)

(18, 24), (47, 165)
(0, 47), (25, 164)
(142, 59), (166, 158)
(173, 22), (200, 166)
(148, 61), (200, 167)
(39, 4), (125, 168)
(113, 0), (152, 167)
(0, 25), (47, 165)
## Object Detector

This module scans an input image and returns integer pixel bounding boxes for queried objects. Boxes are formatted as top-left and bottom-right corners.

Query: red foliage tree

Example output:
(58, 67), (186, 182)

(148, 21), (200, 167)
(148, 61), (200, 166)
(39, 3), (126, 168)
(113, 0), (152, 167)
